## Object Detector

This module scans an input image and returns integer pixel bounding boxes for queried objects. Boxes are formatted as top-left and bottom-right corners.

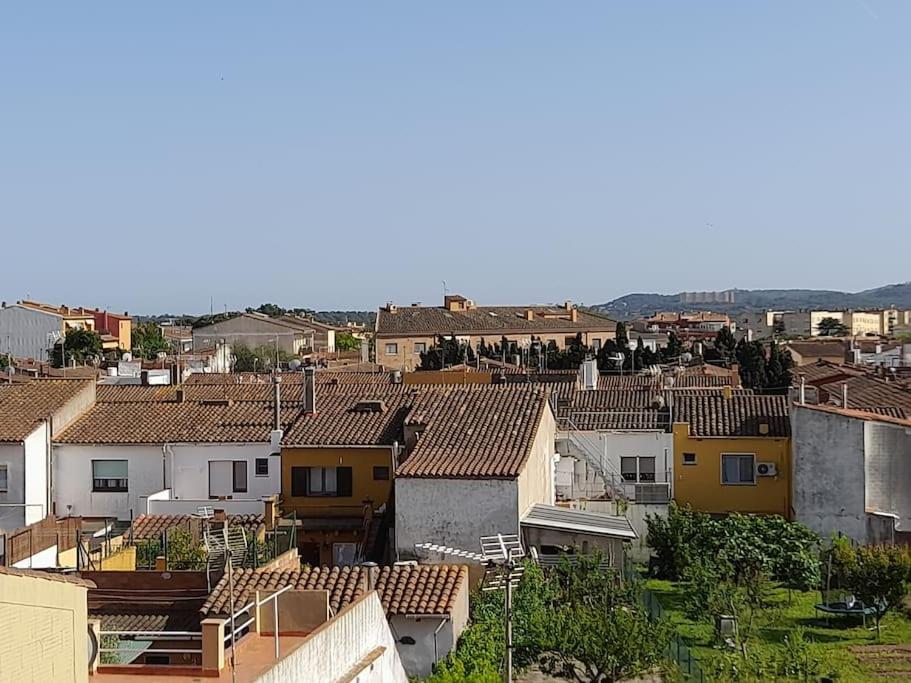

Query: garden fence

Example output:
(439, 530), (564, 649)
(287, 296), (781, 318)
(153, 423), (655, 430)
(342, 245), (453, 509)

(642, 588), (707, 682)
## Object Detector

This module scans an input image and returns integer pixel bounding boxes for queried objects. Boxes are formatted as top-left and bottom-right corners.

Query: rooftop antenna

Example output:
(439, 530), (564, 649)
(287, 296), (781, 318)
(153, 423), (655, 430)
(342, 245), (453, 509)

(415, 533), (525, 682)
(442, 280), (448, 298)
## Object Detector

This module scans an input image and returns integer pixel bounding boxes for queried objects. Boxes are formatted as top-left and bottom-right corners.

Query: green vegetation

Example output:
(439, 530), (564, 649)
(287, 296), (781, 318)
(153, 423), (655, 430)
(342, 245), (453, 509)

(420, 335), (476, 370)
(232, 343), (296, 372)
(335, 331), (361, 351)
(430, 555), (671, 682)
(647, 579), (911, 681)
(817, 316), (849, 336)
(50, 328), (102, 367)
(131, 321), (170, 359)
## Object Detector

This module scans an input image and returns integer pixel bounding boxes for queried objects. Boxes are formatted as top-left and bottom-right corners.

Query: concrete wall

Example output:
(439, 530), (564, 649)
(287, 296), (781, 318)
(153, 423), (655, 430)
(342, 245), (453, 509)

(11, 543), (58, 569)
(395, 477), (518, 561)
(517, 405), (557, 517)
(252, 591), (408, 683)
(170, 443), (280, 500)
(864, 421), (911, 524)
(0, 570), (89, 683)
(0, 304), (60, 360)
(193, 316), (308, 354)
(791, 406), (867, 541)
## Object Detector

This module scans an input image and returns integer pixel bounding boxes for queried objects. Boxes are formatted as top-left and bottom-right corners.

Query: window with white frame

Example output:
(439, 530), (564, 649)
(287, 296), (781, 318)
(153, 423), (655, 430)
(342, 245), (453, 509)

(385, 343), (398, 355)
(414, 342), (427, 354)
(721, 453), (756, 485)
(92, 460), (128, 492)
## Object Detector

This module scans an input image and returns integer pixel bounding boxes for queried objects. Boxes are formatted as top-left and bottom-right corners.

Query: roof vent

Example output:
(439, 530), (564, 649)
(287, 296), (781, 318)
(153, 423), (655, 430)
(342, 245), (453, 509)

(758, 420), (770, 435)
(201, 399), (233, 407)
(353, 400), (387, 414)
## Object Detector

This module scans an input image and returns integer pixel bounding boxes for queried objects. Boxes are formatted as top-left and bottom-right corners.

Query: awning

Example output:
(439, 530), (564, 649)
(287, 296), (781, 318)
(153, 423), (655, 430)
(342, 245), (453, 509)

(521, 503), (637, 540)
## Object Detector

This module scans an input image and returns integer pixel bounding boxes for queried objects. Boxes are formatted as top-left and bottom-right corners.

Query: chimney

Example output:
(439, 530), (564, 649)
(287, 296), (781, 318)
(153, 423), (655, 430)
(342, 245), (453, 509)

(570, 308), (578, 322)
(525, 309), (535, 321)
(564, 300), (573, 312)
(273, 375), (282, 430)
(361, 561), (379, 590)
(799, 374), (806, 405)
(842, 382), (849, 408)
(721, 385), (733, 400)
(304, 366), (317, 414)
(175, 387), (185, 403)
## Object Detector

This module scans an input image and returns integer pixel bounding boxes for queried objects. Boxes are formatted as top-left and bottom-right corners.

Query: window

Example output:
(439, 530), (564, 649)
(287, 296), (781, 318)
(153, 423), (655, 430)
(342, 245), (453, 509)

(564, 336), (576, 346)
(255, 458), (269, 477)
(92, 460), (128, 492)
(373, 465), (390, 481)
(592, 338), (602, 351)
(414, 342), (427, 354)
(233, 461), (248, 493)
(621, 456), (656, 482)
(621, 457), (638, 482)
(682, 452), (697, 466)
(0, 465), (7, 492)
(722, 454), (756, 485)
(385, 343), (398, 355)
(293, 466), (353, 497)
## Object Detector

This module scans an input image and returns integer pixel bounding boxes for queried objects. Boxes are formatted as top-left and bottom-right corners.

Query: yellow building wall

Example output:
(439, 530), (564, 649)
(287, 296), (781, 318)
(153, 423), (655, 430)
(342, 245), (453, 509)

(281, 446), (395, 517)
(118, 319), (132, 351)
(672, 424), (791, 517)
(0, 571), (89, 683)
(99, 545), (137, 571)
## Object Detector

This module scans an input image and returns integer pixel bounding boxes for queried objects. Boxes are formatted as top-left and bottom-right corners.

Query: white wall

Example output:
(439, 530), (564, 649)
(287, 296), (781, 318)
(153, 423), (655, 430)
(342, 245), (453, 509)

(12, 543), (58, 569)
(169, 443), (280, 500)
(517, 406), (556, 518)
(389, 616), (454, 679)
(0, 443), (26, 533)
(54, 444), (163, 520)
(395, 477), (518, 561)
(24, 424), (49, 526)
(252, 591), (408, 683)
(864, 421), (911, 524)
(0, 305), (60, 360)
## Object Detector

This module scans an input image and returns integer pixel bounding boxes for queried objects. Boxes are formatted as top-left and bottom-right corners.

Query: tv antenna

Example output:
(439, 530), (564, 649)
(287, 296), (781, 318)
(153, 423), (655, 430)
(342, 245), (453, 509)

(415, 533), (525, 682)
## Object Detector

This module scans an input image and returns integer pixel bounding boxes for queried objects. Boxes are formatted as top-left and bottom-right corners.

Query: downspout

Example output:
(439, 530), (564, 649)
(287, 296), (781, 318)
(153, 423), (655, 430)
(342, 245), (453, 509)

(46, 416), (54, 519)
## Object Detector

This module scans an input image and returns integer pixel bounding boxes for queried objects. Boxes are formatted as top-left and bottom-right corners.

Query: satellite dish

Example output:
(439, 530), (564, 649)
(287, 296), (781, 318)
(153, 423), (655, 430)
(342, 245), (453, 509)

(681, 352), (693, 363)
(289, 359), (302, 371)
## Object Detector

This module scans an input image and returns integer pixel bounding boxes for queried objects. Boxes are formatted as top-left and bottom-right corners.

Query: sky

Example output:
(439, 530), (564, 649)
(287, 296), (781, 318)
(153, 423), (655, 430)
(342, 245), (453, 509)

(1, 2), (909, 314)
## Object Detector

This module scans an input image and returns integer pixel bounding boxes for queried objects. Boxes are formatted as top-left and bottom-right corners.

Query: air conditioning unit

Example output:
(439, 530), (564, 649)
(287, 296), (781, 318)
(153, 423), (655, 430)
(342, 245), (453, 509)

(756, 462), (777, 477)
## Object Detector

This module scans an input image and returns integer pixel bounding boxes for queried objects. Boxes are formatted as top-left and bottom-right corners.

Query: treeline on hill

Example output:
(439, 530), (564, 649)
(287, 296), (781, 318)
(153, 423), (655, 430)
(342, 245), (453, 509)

(419, 323), (793, 392)
(139, 303), (375, 329)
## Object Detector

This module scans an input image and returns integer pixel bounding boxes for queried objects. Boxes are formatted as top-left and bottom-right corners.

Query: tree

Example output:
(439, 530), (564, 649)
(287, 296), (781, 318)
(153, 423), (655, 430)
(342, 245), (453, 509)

(232, 343), (294, 372)
(659, 332), (683, 363)
(246, 303), (287, 318)
(816, 316), (848, 336)
(419, 335), (472, 370)
(714, 326), (737, 366)
(764, 341), (794, 393)
(50, 329), (102, 367)
(735, 338), (767, 390)
(132, 322), (170, 359)
(165, 528), (207, 571)
(614, 322), (629, 350)
(840, 544), (911, 637)
(335, 332), (361, 351)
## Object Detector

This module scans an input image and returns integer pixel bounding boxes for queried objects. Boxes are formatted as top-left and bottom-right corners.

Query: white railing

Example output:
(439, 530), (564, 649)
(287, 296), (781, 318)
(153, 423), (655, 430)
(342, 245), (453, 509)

(98, 630), (203, 659)
(224, 584), (293, 662)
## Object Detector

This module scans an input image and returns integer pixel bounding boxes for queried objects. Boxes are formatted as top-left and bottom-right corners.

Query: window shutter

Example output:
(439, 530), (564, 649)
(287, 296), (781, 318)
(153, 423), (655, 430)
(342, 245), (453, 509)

(336, 467), (353, 497)
(233, 461), (248, 493)
(291, 467), (309, 497)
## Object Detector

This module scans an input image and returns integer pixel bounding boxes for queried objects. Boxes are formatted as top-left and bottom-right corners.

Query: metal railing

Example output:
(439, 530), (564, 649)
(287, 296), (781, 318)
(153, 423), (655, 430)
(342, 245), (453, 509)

(642, 589), (707, 682)
(98, 630), (203, 662)
(224, 584), (293, 662)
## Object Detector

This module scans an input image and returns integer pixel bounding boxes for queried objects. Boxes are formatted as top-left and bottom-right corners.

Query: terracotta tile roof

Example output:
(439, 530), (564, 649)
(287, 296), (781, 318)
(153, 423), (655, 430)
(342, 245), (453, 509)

(201, 564), (467, 617)
(281, 390), (413, 446)
(397, 386), (548, 478)
(376, 305), (616, 337)
(0, 379), (93, 442)
(92, 610), (200, 632)
(674, 394), (791, 437)
(129, 514), (263, 541)
(816, 375), (911, 415)
(786, 341), (847, 359)
(792, 360), (866, 386)
(0, 565), (95, 588)
(794, 402), (911, 429)
(55, 401), (299, 444)
(183, 371), (392, 386)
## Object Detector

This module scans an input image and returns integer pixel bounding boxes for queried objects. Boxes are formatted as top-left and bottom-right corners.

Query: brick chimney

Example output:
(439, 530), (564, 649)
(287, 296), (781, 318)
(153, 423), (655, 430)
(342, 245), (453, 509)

(525, 309), (535, 321)
(570, 308), (578, 322)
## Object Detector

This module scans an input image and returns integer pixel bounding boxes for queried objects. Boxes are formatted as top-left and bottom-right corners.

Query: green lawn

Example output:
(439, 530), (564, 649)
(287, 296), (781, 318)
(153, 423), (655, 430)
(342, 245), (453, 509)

(646, 579), (911, 682)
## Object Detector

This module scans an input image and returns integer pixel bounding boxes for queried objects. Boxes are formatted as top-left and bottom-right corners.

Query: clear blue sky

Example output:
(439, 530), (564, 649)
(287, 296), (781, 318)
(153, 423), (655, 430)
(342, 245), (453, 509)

(2, 2), (909, 314)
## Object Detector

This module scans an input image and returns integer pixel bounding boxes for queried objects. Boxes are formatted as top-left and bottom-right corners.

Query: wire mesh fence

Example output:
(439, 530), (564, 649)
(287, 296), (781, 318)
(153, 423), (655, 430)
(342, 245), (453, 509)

(642, 588), (707, 682)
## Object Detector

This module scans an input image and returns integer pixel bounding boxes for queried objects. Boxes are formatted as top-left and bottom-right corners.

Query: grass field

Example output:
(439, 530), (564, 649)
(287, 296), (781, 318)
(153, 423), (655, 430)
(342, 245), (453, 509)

(646, 579), (911, 681)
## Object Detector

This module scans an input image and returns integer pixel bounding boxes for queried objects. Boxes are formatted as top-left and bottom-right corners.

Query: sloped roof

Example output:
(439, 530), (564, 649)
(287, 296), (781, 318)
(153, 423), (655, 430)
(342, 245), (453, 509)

(55, 401), (299, 444)
(397, 386), (548, 478)
(129, 514), (263, 541)
(0, 566), (95, 587)
(0, 379), (93, 442)
(201, 564), (467, 617)
(817, 375), (911, 415)
(521, 503), (637, 540)
(376, 304), (616, 337)
(281, 389), (413, 446)
(674, 394), (791, 437)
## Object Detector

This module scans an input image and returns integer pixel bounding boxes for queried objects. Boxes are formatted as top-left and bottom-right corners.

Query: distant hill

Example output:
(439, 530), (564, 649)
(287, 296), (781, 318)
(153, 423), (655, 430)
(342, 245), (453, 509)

(595, 283), (911, 320)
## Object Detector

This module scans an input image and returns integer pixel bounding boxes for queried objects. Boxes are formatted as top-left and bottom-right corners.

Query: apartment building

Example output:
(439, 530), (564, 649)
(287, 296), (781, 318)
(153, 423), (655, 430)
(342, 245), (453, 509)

(375, 294), (616, 371)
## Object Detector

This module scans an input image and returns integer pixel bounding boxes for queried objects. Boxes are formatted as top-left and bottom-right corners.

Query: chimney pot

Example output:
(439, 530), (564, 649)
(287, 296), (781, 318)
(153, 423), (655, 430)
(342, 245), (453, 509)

(304, 366), (317, 414)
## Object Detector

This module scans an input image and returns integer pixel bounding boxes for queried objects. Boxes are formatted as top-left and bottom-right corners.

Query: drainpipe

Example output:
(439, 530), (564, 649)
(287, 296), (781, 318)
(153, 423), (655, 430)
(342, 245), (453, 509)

(273, 375), (282, 430)
(799, 374), (806, 405)
(842, 383), (848, 409)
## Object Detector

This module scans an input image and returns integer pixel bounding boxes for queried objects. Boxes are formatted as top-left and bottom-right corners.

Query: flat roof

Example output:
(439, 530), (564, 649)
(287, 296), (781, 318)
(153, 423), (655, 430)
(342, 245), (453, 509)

(521, 503), (637, 540)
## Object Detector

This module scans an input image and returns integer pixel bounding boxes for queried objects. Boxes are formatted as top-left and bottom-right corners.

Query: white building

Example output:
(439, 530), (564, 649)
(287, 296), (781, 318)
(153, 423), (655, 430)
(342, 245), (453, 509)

(394, 388), (557, 560)
(792, 403), (911, 544)
(0, 302), (66, 361)
(0, 379), (96, 533)
(53, 399), (289, 521)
